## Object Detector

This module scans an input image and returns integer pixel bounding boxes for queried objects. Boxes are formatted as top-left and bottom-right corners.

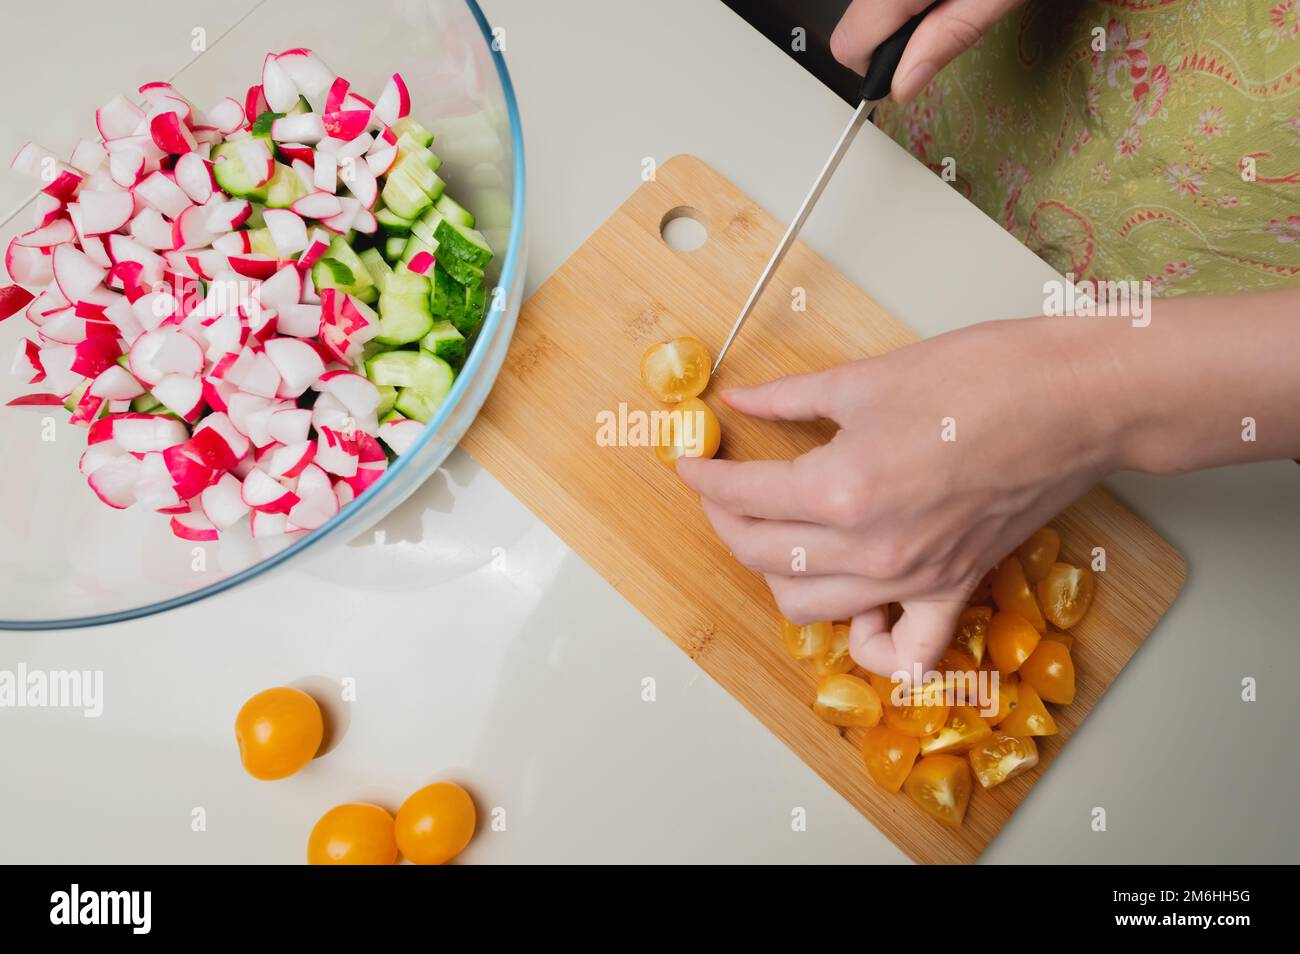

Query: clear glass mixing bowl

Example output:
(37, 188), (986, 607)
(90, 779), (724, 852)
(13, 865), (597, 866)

(0, 0), (525, 629)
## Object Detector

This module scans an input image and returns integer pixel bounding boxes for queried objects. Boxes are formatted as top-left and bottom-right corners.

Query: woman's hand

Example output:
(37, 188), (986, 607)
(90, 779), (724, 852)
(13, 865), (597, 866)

(676, 316), (1129, 678)
(831, 0), (1027, 102)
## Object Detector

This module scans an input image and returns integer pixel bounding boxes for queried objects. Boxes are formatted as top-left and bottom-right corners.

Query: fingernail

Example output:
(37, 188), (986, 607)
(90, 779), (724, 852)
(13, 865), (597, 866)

(896, 61), (936, 102)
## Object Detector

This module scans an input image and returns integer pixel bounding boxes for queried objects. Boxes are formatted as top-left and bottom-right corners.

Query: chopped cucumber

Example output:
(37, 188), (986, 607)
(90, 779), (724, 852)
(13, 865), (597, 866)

(264, 162), (308, 208)
(399, 234), (436, 267)
(375, 385), (399, 418)
(380, 167), (433, 220)
(366, 349), (454, 395)
(394, 387), (447, 424)
(375, 207), (414, 235)
(410, 208), (444, 247)
(430, 263), (466, 328)
(392, 117), (433, 147)
(435, 194), (475, 228)
(384, 236), (408, 262)
(432, 218), (491, 269)
(463, 282), (487, 335)
(131, 392), (164, 414)
(386, 270), (431, 297)
(359, 249), (393, 293)
(395, 137), (442, 172)
(311, 234), (375, 297)
(420, 320), (467, 365)
(248, 227), (279, 258)
(438, 255), (483, 289)
(211, 141), (269, 201)
(392, 155), (445, 200)
(376, 295), (433, 345)
(250, 110), (283, 139)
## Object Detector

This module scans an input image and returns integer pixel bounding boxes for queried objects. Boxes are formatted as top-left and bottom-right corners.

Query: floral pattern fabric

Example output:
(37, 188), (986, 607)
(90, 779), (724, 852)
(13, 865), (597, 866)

(875, 0), (1300, 297)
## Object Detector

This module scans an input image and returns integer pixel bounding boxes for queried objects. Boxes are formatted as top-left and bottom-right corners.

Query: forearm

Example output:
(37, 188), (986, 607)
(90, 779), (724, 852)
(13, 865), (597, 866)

(1071, 286), (1300, 475)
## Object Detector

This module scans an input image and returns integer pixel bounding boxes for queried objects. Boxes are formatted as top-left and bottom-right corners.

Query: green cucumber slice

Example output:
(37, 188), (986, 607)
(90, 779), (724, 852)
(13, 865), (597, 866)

(380, 167), (434, 220)
(384, 236), (407, 262)
(435, 194), (475, 228)
(264, 162), (309, 209)
(375, 207), (415, 235)
(366, 349), (454, 395)
(391, 117), (433, 147)
(376, 294), (434, 345)
(359, 249), (393, 293)
(311, 235), (375, 296)
(211, 142), (269, 201)
(420, 320), (467, 365)
(432, 218), (491, 268)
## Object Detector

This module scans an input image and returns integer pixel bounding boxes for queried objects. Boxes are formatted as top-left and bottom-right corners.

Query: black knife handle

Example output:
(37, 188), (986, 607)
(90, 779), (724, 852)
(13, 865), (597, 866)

(860, 2), (941, 102)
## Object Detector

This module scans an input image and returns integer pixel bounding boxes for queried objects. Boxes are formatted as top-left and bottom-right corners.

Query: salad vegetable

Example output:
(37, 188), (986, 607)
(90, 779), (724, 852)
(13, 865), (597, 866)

(2, 49), (492, 540)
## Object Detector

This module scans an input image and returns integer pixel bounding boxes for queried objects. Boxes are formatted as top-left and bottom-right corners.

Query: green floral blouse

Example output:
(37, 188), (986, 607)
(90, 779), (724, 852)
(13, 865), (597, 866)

(875, 0), (1300, 296)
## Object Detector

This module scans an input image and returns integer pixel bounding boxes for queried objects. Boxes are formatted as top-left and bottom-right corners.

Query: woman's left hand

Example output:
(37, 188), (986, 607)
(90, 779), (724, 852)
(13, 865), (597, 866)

(676, 316), (1130, 677)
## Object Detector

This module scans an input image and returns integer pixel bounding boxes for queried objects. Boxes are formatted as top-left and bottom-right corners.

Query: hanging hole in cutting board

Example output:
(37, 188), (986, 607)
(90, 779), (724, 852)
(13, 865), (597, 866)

(660, 206), (708, 252)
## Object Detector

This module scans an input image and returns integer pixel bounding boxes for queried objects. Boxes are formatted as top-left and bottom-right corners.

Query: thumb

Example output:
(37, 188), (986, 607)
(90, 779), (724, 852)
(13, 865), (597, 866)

(892, 0), (1025, 102)
(849, 599), (963, 679)
(722, 366), (846, 423)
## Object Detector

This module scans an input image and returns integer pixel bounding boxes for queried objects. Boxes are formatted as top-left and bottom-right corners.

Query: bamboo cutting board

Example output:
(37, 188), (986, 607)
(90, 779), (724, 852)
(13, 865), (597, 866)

(462, 155), (1187, 864)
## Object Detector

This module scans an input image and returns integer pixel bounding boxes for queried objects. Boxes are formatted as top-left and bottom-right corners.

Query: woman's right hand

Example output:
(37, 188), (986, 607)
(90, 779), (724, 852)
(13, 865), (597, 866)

(830, 0), (1027, 102)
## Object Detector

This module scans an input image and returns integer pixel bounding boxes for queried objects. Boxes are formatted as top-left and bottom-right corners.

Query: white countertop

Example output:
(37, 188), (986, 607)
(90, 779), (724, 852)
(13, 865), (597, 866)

(1, 0), (1297, 864)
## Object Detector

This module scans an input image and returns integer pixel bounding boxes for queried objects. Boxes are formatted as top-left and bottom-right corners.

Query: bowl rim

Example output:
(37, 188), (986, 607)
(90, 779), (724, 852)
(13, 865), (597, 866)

(1, 0), (527, 631)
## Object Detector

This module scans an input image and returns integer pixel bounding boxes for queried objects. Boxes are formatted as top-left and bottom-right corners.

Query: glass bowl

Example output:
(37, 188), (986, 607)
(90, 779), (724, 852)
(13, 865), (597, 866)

(0, 0), (525, 629)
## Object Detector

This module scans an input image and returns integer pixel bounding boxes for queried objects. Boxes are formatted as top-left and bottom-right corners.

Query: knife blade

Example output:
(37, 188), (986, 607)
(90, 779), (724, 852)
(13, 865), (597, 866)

(712, 5), (937, 374)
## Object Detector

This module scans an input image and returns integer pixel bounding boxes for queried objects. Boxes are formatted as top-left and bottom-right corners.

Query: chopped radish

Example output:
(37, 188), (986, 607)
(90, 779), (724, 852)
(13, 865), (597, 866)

(314, 427), (359, 477)
(266, 440), (317, 478)
(206, 198), (252, 232)
(150, 112), (198, 154)
(271, 113), (325, 144)
(129, 327), (203, 385)
(373, 73), (412, 126)
(16, 219), (76, 249)
(241, 467), (298, 513)
(379, 418), (424, 456)
(193, 411), (250, 462)
(70, 139), (108, 175)
(11, 142), (57, 178)
(265, 337), (325, 398)
(174, 153), (216, 203)
(52, 244), (107, 301)
(315, 369), (381, 418)
(77, 190), (134, 235)
(129, 208), (175, 250)
(108, 147), (146, 188)
(206, 97), (246, 135)
(70, 334), (122, 377)
(170, 510), (219, 541)
(290, 192), (342, 219)
(172, 205), (217, 250)
(96, 96), (146, 140)
(88, 453), (142, 508)
(134, 171), (191, 219)
(312, 152), (337, 193)
(200, 472), (250, 529)
(135, 452), (182, 510)
(227, 255), (277, 280)
(151, 372), (205, 421)
(89, 364), (145, 400)
(262, 209), (308, 256)
(407, 251), (435, 276)
(261, 54), (299, 112)
(275, 303), (322, 338)
(110, 414), (190, 454)
(268, 407), (311, 445)
(1, 285), (36, 322)
(80, 440), (126, 476)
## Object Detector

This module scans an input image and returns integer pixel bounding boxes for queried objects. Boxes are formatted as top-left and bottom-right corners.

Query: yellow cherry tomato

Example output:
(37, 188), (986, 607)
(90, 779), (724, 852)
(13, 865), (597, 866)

(813, 673), (882, 728)
(640, 336), (712, 402)
(1043, 628), (1074, 651)
(395, 782), (477, 865)
(920, 705), (993, 756)
(998, 681), (1059, 737)
(234, 687), (323, 781)
(308, 803), (398, 866)
(952, 606), (991, 665)
(861, 725), (920, 793)
(903, 755), (972, 828)
(992, 557), (1046, 632)
(653, 397), (721, 466)
(813, 623), (855, 676)
(781, 617), (832, 661)
(968, 734), (1040, 789)
(1016, 527), (1061, 584)
(1036, 562), (1095, 629)
(1019, 639), (1076, 705)
(988, 673), (1019, 726)
(884, 698), (950, 738)
(988, 611), (1042, 674)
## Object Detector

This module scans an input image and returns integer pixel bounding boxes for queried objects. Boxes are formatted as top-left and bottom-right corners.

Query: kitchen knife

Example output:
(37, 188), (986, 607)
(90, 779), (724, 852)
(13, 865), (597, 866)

(712, 3), (938, 373)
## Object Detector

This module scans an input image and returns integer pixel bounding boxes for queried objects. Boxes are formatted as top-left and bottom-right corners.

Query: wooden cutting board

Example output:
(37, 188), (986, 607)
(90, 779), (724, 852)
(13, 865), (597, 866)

(462, 155), (1187, 864)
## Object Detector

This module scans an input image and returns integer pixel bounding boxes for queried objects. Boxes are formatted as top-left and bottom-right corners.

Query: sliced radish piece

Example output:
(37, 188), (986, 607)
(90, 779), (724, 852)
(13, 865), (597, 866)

(225, 391), (272, 439)
(15, 219), (76, 249)
(52, 245), (107, 301)
(149, 112), (197, 155)
(366, 145), (398, 177)
(206, 198), (253, 233)
(244, 84), (269, 124)
(253, 265), (301, 312)
(7, 392), (64, 407)
(261, 54), (299, 112)
(11, 142), (57, 178)
(80, 440), (126, 476)
(11, 338), (44, 382)
(322, 110), (371, 140)
(315, 369), (381, 418)
(88, 453), (142, 509)
(1, 285), (36, 322)
(96, 95), (146, 140)
(129, 207), (175, 250)
(5, 241), (53, 287)
(134, 171), (191, 219)
(342, 162), (377, 208)
(290, 192), (342, 219)
(231, 138), (275, 187)
(89, 364), (145, 400)
(108, 147), (146, 188)
(70, 334), (123, 377)
(174, 153), (215, 203)
(312, 152), (337, 193)
(271, 113), (325, 144)
(275, 302), (322, 338)
(172, 205), (216, 250)
(111, 414), (190, 454)
(129, 327), (203, 385)
(379, 418), (425, 456)
(287, 464), (339, 530)
(212, 230), (252, 255)
(135, 452), (182, 511)
(200, 472), (250, 529)
(320, 196), (361, 233)
(42, 167), (84, 202)
(223, 348), (281, 398)
(151, 372), (205, 421)
(69, 389), (106, 426)
(262, 209), (308, 256)
(266, 440), (317, 479)
(170, 510), (219, 541)
(373, 73), (412, 126)
(193, 411), (250, 463)
(241, 467), (299, 513)
(77, 190), (134, 235)
(162, 443), (216, 499)
(30, 193), (65, 228)
(406, 251), (435, 277)
(265, 337), (325, 398)
(207, 97), (246, 135)
(315, 427), (359, 477)
(267, 407), (311, 445)
(276, 49), (335, 109)
(227, 255), (277, 280)
(70, 138), (108, 174)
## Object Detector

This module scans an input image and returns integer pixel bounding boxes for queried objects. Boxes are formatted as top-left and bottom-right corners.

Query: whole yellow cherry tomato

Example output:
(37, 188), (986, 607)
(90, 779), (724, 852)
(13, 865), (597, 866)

(395, 782), (477, 865)
(308, 803), (398, 865)
(234, 687), (323, 781)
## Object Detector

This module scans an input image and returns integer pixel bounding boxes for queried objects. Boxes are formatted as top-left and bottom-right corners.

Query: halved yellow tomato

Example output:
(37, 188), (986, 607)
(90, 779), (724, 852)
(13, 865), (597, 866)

(903, 755), (972, 828)
(992, 557), (1046, 632)
(953, 606), (991, 665)
(920, 705), (993, 756)
(781, 618), (831, 661)
(987, 674), (1019, 726)
(968, 734), (1040, 789)
(813, 623), (855, 676)
(861, 726), (920, 793)
(1016, 527), (1061, 584)
(988, 611), (1041, 674)
(1019, 640), (1076, 705)
(640, 336), (711, 402)
(653, 397), (721, 466)
(813, 674), (882, 727)
(1036, 562), (1095, 629)
(997, 681), (1058, 736)
(883, 698), (949, 738)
